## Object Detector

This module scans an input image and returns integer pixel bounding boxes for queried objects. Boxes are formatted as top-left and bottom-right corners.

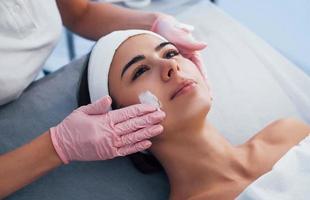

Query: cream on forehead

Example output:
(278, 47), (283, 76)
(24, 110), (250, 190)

(138, 91), (161, 109)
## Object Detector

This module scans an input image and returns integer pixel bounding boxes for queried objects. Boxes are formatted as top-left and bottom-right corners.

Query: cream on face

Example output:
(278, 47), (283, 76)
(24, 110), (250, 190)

(138, 90), (161, 109)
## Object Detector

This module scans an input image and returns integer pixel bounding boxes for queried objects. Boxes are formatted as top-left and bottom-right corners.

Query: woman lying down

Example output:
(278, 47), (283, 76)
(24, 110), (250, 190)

(78, 30), (310, 200)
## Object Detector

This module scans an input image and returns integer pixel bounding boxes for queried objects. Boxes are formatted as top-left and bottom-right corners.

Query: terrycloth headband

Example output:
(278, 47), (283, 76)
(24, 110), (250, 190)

(88, 29), (167, 103)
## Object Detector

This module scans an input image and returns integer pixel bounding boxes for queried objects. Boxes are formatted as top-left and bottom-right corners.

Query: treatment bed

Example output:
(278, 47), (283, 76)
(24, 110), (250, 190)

(0, 1), (309, 199)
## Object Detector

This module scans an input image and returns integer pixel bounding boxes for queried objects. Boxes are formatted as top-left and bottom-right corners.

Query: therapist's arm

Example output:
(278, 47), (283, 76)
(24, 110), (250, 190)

(56, 0), (162, 40)
(0, 131), (62, 199)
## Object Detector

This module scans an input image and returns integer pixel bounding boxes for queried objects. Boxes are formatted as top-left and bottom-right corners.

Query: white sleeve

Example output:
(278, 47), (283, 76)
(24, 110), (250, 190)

(0, 0), (62, 105)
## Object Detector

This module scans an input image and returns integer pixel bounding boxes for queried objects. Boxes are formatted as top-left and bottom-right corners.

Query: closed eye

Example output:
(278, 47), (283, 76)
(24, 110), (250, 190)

(132, 65), (150, 81)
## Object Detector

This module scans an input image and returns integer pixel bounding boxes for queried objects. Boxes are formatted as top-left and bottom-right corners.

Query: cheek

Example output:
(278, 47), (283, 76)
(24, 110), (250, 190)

(116, 79), (160, 107)
(160, 89), (211, 136)
(182, 62), (207, 89)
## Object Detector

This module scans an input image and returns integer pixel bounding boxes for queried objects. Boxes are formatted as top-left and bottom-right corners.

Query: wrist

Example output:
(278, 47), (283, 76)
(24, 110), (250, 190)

(150, 13), (173, 32)
(49, 127), (70, 164)
(45, 130), (64, 167)
(23, 131), (64, 178)
(139, 12), (159, 31)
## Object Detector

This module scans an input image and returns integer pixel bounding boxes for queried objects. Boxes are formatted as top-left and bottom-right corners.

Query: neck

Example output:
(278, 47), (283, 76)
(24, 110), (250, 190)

(151, 120), (250, 199)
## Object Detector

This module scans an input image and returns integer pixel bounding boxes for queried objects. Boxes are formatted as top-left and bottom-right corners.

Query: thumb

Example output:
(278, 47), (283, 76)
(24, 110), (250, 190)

(79, 95), (112, 115)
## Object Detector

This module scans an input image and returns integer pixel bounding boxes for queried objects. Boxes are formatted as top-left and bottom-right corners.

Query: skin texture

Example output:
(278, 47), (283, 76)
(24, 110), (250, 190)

(108, 34), (310, 200)
(108, 34), (211, 136)
(0, 131), (62, 199)
(56, 0), (160, 40)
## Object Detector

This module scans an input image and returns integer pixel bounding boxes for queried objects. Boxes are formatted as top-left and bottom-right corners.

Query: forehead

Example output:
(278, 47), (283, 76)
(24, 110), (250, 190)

(111, 34), (165, 69)
(117, 33), (165, 55)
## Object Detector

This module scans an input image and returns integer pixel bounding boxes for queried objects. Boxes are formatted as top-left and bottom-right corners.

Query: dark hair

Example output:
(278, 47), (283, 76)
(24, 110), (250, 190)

(77, 54), (163, 173)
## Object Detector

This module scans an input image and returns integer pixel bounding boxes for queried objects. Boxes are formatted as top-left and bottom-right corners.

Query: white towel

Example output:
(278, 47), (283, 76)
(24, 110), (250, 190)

(237, 135), (310, 200)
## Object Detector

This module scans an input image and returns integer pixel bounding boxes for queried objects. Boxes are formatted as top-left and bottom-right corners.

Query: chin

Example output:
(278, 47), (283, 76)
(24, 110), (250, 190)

(164, 95), (211, 133)
(185, 98), (210, 121)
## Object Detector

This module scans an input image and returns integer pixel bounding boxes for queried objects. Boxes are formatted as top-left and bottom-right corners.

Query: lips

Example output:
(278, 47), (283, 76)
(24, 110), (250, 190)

(170, 79), (196, 100)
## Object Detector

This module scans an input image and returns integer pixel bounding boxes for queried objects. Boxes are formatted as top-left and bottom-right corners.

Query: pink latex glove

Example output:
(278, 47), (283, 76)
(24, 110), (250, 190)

(50, 96), (165, 164)
(151, 15), (207, 72)
(188, 51), (213, 100)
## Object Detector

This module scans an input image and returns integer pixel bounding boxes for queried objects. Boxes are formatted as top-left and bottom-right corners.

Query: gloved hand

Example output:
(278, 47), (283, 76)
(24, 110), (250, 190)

(50, 96), (165, 164)
(151, 15), (207, 71)
(189, 51), (213, 100)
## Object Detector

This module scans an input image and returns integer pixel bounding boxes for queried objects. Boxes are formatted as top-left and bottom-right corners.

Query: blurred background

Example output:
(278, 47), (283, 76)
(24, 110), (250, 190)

(43, 0), (310, 78)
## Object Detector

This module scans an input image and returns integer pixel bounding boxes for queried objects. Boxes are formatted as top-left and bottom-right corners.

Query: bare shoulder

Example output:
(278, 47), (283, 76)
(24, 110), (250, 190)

(252, 117), (310, 146)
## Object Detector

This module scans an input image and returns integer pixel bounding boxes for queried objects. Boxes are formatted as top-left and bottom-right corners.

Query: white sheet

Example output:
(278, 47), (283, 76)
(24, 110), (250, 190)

(236, 134), (310, 200)
(177, 1), (310, 144)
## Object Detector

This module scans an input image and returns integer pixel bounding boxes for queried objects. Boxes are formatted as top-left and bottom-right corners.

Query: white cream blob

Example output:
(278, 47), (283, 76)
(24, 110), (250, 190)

(138, 90), (162, 154)
(138, 90), (161, 109)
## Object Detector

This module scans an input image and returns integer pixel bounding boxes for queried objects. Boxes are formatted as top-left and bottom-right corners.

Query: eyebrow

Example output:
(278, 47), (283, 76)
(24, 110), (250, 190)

(121, 42), (176, 78)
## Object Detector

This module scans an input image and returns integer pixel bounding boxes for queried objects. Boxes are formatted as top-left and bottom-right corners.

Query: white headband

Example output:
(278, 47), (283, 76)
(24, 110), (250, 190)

(88, 29), (168, 104)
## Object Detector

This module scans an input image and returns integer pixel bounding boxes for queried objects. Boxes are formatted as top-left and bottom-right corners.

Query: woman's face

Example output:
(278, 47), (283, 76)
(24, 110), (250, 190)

(108, 34), (212, 140)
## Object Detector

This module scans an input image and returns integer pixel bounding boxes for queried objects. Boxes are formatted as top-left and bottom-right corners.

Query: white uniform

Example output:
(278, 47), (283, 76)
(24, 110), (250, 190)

(0, 0), (62, 105)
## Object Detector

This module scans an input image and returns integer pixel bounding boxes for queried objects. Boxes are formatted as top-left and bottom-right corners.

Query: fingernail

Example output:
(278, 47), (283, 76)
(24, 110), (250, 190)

(104, 95), (112, 104)
(175, 23), (194, 31)
(155, 110), (166, 118)
(143, 104), (157, 111)
(143, 140), (152, 148)
(150, 125), (163, 133)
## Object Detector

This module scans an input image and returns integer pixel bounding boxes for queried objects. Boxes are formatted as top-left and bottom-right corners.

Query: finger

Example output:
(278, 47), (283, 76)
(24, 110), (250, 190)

(176, 34), (207, 52)
(174, 22), (194, 32)
(190, 53), (205, 73)
(114, 110), (165, 136)
(115, 125), (163, 147)
(191, 56), (203, 70)
(109, 104), (157, 124)
(117, 140), (152, 156)
(189, 53), (212, 98)
(183, 52), (212, 98)
(182, 50), (205, 74)
(79, 95), (112, 115)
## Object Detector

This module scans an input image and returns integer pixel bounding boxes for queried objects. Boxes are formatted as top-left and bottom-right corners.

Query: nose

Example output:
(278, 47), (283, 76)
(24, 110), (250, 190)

(160, 59), (180, 82)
